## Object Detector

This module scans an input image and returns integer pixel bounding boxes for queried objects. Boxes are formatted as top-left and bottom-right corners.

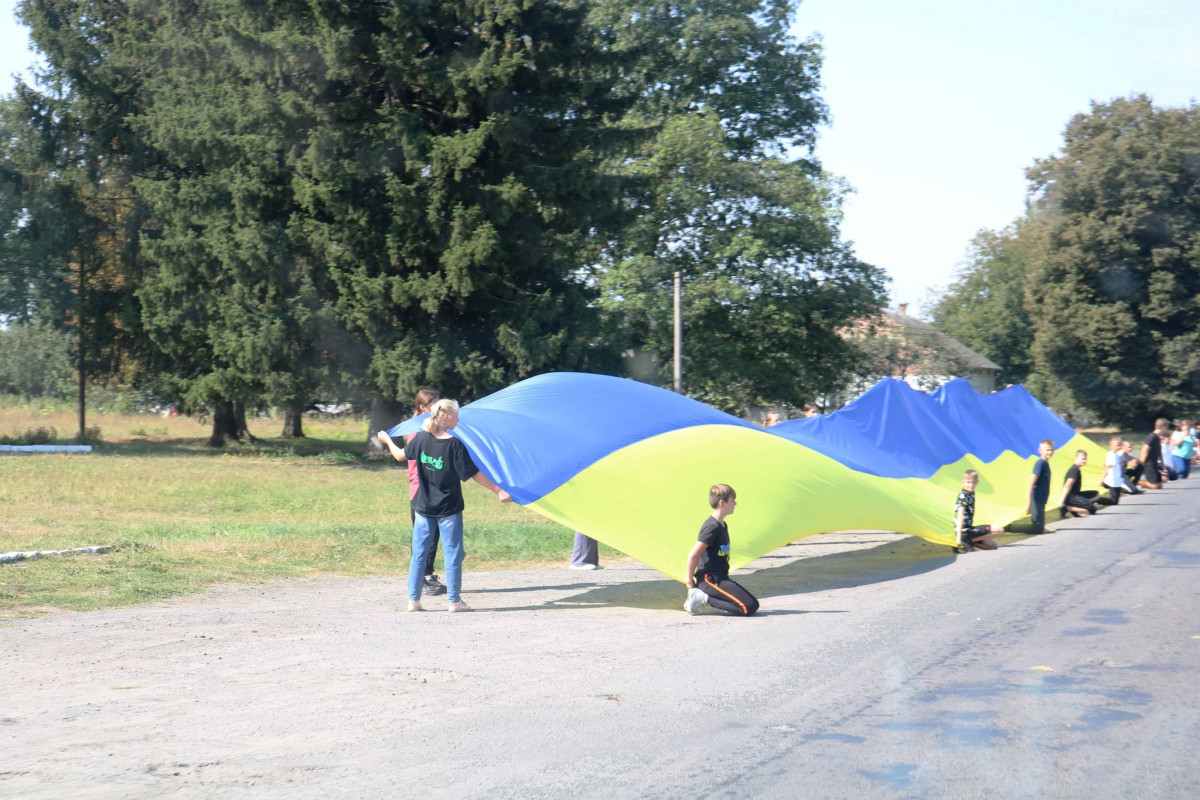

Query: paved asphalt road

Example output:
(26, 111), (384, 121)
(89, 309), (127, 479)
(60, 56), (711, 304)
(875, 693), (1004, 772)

(3, 480), (1198, 799)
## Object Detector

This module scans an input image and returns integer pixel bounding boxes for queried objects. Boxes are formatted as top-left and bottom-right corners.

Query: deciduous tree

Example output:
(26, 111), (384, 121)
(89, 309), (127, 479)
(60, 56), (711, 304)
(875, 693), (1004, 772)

(593, 0), (886, 411)
(926, 226), (1034, 388)
(1023, 96), (1200, 425)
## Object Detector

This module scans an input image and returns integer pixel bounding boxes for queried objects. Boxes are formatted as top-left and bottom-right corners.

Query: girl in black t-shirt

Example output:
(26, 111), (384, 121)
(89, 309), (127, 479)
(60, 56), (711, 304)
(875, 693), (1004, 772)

(377, 399), (511, 612)
(683, 484), (759, 616)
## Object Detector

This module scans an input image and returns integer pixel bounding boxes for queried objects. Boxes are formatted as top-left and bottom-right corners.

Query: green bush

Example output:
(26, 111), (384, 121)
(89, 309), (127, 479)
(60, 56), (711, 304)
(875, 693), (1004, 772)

(0, 322), (75, 400)
(0, 425), (57, 445)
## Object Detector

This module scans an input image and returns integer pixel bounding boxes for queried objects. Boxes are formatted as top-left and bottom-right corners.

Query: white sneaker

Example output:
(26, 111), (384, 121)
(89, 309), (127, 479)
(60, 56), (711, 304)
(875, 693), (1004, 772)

(684, 587), (708, 615)
(448, 601), (472, 613)
(407, 600), (422, 612)
(569, 563), (602, 570)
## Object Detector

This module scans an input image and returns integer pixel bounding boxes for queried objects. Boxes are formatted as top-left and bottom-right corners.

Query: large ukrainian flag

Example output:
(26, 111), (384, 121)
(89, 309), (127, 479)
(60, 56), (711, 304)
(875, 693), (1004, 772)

(389, 374), (1106, 582)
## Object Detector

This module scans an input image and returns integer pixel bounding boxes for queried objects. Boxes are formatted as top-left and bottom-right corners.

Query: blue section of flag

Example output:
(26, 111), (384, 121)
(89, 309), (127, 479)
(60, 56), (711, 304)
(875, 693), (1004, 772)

(388, 373), (1075, 502)
(767, 378), (1074, 479)
(388, 372), (755, 504)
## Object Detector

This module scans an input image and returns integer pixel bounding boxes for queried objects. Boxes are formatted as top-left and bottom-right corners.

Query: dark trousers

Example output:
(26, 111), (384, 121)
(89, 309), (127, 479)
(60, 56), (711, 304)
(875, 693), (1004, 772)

(410, 506), (440, 576)
(962, 524), (992, 542)
(1029, 501), (1046, 533)
(1010, 502), (1046, 534)
(1064, 492), (1097, 515)
(1173, 455), (1191, 479)
(696, 572), (759, 616)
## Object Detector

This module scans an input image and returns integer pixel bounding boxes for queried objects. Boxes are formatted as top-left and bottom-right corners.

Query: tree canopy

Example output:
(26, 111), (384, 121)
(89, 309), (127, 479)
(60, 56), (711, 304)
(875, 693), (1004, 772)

(929, 95), (1200, 426)
(1, 0), (888, 435)
(1025, 96), (1200, 425)
(926, 226), (1033, 389)
(593, 0), (887, 411)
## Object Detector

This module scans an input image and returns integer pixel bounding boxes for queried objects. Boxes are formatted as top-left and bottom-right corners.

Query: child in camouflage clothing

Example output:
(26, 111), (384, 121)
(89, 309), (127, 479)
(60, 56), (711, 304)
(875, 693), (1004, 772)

(954, 470), (1004, 553)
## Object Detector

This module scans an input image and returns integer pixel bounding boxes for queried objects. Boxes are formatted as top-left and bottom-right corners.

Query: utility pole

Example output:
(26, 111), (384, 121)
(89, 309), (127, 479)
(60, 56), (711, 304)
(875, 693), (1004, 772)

(76, 253), (86, 442)
(673, 271), (682, 393)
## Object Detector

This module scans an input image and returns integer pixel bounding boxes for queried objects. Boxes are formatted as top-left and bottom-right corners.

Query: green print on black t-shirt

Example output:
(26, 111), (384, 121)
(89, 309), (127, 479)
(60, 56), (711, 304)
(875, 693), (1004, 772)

(403, 431), (480, 517)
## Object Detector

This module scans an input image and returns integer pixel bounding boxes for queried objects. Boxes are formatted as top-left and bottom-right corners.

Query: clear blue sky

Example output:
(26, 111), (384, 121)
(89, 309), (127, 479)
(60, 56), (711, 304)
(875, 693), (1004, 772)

(2, 1), (1199, 316)
(793, 0), (1200, 312)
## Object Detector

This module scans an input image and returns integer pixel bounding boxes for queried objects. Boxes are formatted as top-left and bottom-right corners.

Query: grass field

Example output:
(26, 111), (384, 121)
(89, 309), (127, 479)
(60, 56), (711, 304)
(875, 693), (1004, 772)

(0, 398), (1146, 617)
(0, 399), (601, 616)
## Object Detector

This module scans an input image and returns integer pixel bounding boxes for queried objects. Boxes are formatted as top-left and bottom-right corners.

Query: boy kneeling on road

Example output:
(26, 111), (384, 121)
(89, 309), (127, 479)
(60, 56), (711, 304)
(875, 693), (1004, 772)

(683, 484), (759, 616)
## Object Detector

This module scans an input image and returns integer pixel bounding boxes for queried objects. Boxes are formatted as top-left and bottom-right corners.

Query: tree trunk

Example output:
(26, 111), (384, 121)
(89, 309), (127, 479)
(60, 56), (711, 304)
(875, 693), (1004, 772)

(365, 395), (407, 458)
(232, 401), (257, 442)
(208, 398), (239, 447)
(281, 406), (305, 439)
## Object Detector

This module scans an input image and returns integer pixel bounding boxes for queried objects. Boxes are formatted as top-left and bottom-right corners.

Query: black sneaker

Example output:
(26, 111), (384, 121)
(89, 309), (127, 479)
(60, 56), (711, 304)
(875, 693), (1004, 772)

(424, 575), (447, 596)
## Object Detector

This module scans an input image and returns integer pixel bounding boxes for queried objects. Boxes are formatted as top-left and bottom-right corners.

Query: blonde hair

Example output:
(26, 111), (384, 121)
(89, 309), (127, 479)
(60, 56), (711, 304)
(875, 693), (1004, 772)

(963, 469), (978, 480)
(422, 398), (459, 433)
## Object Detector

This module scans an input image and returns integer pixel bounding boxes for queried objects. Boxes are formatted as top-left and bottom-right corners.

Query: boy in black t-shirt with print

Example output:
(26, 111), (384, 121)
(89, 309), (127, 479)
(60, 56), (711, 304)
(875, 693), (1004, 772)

(683, 484), (759, 616)
(954, 469), (1004, 552)
(377, 399), (511, 613)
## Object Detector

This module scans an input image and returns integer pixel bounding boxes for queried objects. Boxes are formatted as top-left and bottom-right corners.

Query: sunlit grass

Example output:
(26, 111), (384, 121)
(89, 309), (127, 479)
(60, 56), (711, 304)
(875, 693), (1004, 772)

(0, 400), (605, 614)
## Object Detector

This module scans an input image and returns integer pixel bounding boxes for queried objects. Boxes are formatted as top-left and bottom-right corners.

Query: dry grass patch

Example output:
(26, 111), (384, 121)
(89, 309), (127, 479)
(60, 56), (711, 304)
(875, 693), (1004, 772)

(0, 401), (593, 613)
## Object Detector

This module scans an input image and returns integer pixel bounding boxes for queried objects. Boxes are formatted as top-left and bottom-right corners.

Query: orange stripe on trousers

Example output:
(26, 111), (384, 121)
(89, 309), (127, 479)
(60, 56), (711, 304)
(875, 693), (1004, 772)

(704, 575), (749, 616)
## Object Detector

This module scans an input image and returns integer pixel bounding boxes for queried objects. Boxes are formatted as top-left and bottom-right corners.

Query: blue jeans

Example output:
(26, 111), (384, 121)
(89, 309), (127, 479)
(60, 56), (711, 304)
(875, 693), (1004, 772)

(1172, 454), (1191, 479)
(409, 512), (464, 603)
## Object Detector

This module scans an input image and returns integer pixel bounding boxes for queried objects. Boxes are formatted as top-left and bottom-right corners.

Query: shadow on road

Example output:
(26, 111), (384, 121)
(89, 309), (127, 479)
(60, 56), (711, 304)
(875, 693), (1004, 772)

(489, 535), (962, 613)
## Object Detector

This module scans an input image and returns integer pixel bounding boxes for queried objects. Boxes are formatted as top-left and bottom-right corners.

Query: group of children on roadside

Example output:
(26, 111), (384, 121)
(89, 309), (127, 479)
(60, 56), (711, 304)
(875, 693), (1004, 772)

(1097, 418), (1197, 494)
(377, 387), (1195, 619)
(958, 418), (1198, 553)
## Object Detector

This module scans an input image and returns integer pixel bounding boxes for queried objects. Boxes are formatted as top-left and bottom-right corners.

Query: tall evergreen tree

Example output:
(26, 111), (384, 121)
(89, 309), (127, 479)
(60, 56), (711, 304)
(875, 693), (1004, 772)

(7, 0), (153, 436)
(132, 0), (339, 445)
(285, 0), (636, 448)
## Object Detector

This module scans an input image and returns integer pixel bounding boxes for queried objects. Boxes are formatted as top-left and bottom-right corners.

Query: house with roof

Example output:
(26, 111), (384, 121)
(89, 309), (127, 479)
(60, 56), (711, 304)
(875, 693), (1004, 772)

(755, 303), (1002, 420)
(811, 303), (1001, 412)
(868, 303), (1001, 393)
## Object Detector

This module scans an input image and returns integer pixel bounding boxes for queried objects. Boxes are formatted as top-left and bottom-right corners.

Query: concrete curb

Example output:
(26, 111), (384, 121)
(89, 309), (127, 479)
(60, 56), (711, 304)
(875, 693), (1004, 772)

(0, 545), (114, 565)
